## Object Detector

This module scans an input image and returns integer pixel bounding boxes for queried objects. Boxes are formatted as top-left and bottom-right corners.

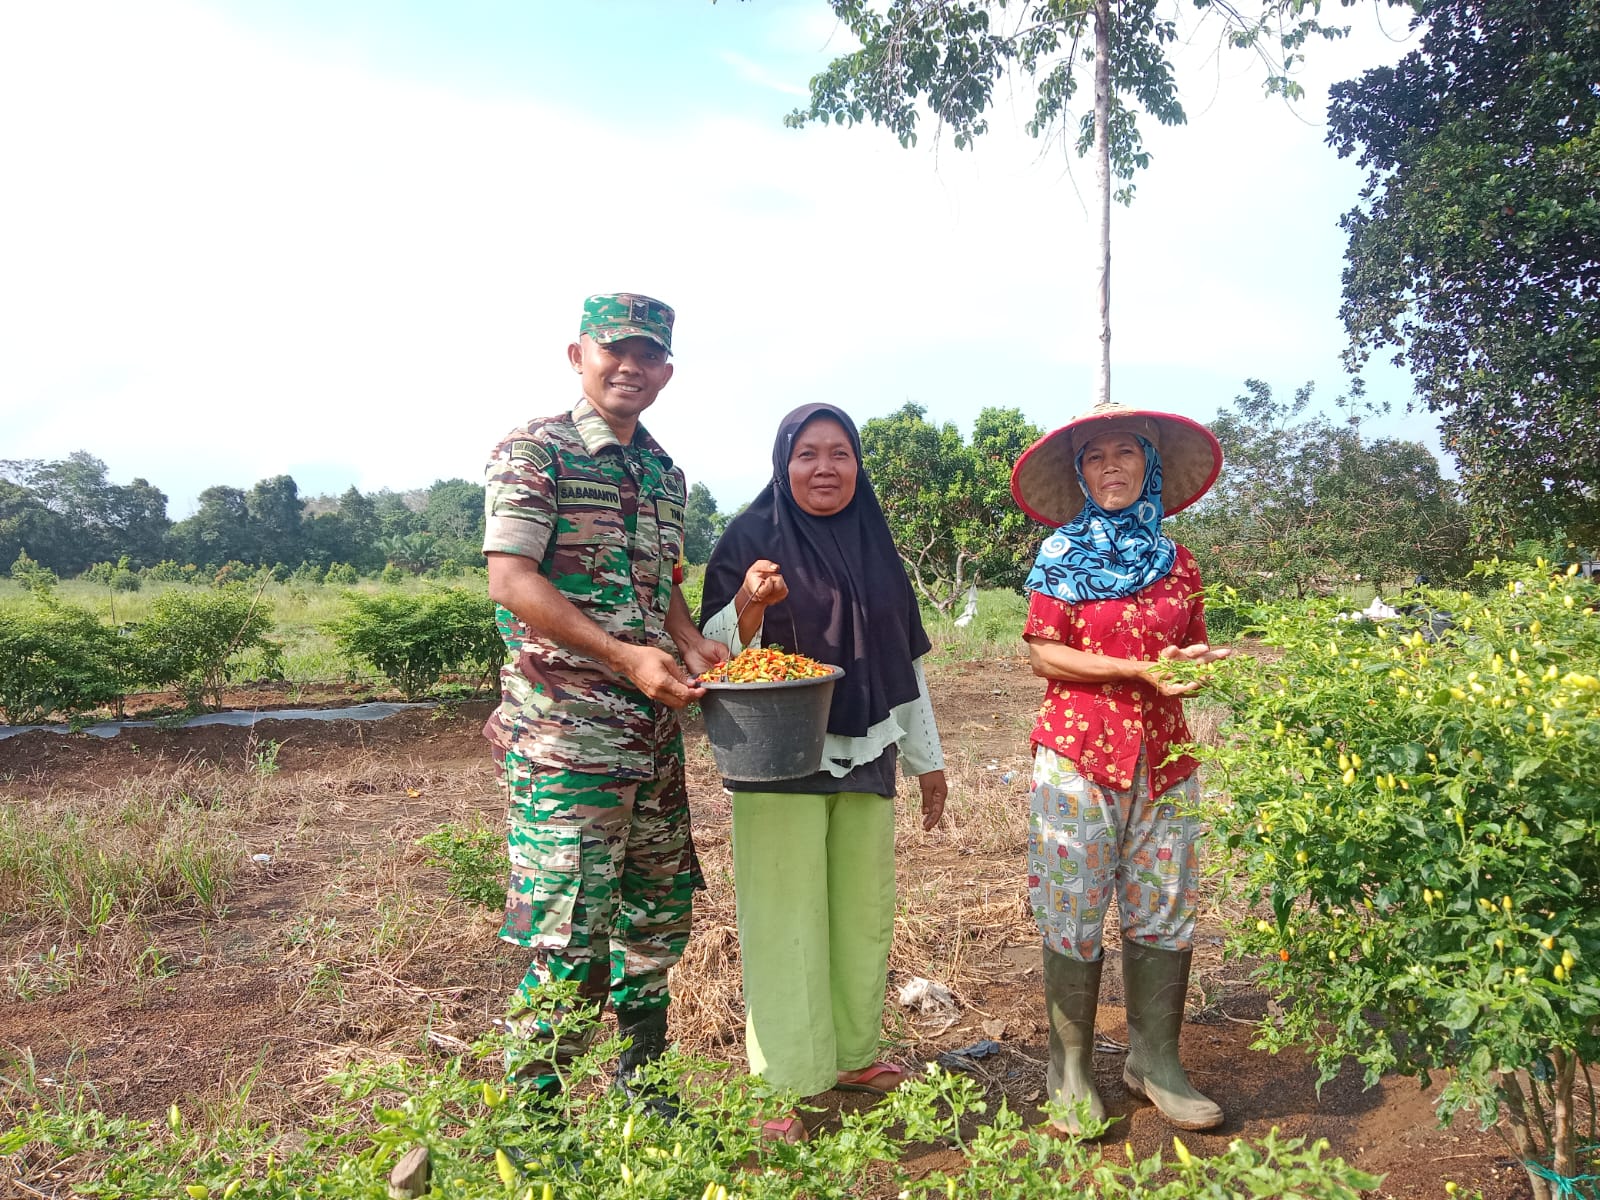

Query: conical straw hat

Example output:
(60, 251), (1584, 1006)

(1010, 402), (1223, 526)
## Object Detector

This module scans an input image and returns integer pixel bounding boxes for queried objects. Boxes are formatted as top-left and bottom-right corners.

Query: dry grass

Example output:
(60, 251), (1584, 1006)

(0, 691), (1037, 1129)
(666, 739), (1035, 1064)
(0, 762), (322, 998)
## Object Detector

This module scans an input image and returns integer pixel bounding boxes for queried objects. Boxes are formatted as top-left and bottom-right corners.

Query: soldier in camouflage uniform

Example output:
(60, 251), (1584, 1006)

(482, 293), (728, 1108)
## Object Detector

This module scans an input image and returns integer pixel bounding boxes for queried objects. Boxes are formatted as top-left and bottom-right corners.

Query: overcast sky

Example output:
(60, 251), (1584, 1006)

(0, 0), (1436, 517)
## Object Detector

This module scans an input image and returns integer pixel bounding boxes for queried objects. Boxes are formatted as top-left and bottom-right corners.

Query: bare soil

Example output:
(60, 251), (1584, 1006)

(0, 657), (1531, 1198)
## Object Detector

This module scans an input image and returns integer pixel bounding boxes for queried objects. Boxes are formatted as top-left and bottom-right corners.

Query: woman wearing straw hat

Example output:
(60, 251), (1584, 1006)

(699, 403), (947, 1143)
(1010, 401), (1229, 1135)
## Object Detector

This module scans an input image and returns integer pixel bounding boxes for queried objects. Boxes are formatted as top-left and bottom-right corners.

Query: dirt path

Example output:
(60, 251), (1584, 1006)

(0, 661), (1530, 1197)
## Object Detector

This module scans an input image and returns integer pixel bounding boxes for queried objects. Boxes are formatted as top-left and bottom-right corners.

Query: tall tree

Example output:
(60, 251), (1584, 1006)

(170, 485), (256, 568)
(338, 486), (385, 571)
(103, 477), (171, 568)
(1328, 0), (1600, 545)
(0, 480), (73, 573)
(372, 490), (423, 539)
(422, 478), (486, 563)
(683, 482), (720, 565)
(302, 512), (357, 570)
(0, 453), (170, 571)
(1167, 379), (1470, 599)
(246, 475), (306, 566)
(786, 0), (1341, 406)
(338, 486), (378, 542)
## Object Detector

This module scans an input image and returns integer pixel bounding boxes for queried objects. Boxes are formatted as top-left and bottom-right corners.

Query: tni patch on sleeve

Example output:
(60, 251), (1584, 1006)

(510, 440), (553, 470)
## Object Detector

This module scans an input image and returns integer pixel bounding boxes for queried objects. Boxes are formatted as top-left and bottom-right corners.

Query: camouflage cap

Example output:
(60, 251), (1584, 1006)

(579, 293), (675, 355)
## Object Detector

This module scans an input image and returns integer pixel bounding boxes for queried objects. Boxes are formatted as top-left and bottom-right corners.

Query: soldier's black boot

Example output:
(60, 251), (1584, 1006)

(612, 1007), (679, 1122)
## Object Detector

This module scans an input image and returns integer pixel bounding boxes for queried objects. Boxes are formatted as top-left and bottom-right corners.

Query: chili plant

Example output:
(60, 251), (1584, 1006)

(1202, 561), (1599, 1200)
(0, 1000), (1378, 1197)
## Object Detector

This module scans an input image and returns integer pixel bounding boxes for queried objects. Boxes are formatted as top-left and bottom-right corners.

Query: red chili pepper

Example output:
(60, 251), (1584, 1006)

(699, 647), (831, 684)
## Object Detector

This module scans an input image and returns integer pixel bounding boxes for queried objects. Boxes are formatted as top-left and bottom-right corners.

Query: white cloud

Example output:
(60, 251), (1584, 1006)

(0, 0), (1432, 517)
(717, 50), (812, 98)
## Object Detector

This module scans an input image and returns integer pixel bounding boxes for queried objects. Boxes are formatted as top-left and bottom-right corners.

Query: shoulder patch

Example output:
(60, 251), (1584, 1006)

(510, 440), (553, 470)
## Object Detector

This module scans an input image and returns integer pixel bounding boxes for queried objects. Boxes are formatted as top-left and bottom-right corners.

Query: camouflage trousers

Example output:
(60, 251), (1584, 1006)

(498, 735), (697, 1083)
(1027, 745), (1203, 963)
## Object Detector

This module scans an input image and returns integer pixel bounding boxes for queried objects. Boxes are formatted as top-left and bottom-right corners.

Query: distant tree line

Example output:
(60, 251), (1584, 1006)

(3, 385), (1478, 603)
(0, 453), (490, 579)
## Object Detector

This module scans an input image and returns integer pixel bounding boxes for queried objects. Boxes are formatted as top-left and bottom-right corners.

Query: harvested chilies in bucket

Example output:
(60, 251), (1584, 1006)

(698, 647), (832, 684)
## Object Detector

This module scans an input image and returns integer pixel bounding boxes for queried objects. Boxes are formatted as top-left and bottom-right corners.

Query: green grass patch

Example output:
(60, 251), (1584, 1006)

(0, 772), (275, 935)
(419, 821), (506, 910)
(922, 586), (1028, 662)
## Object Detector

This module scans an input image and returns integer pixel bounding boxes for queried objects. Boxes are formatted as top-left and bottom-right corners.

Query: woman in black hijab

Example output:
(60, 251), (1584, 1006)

(700, 403), (947, 1141)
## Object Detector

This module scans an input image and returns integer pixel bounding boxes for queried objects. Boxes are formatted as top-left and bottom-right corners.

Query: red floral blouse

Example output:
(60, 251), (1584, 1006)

(1024, 545), (1208, 796)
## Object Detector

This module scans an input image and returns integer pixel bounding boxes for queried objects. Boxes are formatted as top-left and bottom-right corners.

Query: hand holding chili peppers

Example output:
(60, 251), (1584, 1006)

(1143, 643), (1235, 697)
(617, 643), (706, 707)
(740, 559), (789, 608)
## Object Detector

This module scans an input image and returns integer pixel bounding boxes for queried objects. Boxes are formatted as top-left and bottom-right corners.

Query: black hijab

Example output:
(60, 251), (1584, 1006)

(700, 403), (932, 739)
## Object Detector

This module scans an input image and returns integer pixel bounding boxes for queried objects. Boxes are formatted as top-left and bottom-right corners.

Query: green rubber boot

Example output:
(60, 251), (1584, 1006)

(1120, 941), (1223, 1131)
(1043, 947), (1106, 1136)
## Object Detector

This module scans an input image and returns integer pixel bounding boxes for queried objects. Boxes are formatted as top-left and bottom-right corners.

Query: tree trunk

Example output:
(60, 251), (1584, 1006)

(1551, 1049), (1576, 1186)
(1499, 1072), (1554, 1200)
(1093, 0), (1112, 408)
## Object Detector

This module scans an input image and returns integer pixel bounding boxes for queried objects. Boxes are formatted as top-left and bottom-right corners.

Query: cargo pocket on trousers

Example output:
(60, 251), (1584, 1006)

(527, 825), (583, 953)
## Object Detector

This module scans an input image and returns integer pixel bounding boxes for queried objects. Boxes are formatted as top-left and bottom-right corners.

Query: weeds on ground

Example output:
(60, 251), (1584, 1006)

(923, 588), (1029, 663)
(0, 766), (301, 997)
(418, 822), (505, 910)
(0, 994), (1380, 1199)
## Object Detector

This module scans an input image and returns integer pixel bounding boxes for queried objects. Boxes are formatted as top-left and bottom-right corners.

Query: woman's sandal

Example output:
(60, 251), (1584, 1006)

(752, 1112), (808, 1143)
(834, 1062), (910, 1095)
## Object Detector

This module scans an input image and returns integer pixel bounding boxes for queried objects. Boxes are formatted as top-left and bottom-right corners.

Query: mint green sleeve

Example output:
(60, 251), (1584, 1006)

(894, 659), (945, 776)
(702, 597), (762, 655)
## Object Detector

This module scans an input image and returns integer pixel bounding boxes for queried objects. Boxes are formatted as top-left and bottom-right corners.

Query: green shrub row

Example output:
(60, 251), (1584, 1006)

(1202, 560), (1599, 1192)
(327, 589), (504, 700)
(0, 586), (505, 723)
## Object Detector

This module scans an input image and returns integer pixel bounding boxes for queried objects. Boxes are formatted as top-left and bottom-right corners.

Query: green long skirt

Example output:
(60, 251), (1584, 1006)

(731, 790), (897, 1097)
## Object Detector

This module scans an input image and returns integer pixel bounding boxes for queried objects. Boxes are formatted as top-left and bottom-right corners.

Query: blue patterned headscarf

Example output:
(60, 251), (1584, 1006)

(1023, 434), (1177, 603)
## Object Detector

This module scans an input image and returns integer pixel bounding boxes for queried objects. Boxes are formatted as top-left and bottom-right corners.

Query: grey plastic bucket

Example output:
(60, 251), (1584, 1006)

(698, 666), (843, 782)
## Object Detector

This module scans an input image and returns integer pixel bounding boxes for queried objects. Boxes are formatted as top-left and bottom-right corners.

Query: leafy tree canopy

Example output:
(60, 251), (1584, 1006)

(0, 453), (170, 572)
(1168, 379), (1470, 601)
(861, 402), (1044, 611)
(683, 482), (720, 565)
(788, 0), (1347, 198)
(1329, 0), (1600, 546)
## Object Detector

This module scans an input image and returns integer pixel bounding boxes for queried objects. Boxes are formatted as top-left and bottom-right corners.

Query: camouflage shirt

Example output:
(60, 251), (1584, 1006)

(482, 398), (689, 779)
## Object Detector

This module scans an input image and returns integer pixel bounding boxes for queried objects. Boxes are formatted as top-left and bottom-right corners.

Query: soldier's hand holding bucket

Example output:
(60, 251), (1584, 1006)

(618, 644), (705, 709)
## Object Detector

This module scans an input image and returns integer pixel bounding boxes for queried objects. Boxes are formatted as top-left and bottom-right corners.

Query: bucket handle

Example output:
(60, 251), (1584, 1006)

(735, 574), (802, 654)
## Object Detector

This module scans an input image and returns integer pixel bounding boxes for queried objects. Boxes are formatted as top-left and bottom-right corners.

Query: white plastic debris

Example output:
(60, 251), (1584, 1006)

(251, 853), (273, 865)
(898, 976), (958, 1016)
(1339, 596), (1402, 623)
(953, 583), (979, 628)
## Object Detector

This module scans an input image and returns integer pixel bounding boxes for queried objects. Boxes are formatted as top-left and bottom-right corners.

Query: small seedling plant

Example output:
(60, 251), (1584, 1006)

(1, 1005), (1378, 1199)
(1202, 561), (1599, 1200)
